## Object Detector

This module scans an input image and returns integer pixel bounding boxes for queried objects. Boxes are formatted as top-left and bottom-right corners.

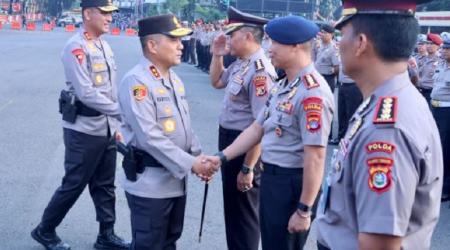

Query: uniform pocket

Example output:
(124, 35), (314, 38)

(273, 113), (293, 127)
(228, 81), (243, 96)
(90, 60), (108, 86)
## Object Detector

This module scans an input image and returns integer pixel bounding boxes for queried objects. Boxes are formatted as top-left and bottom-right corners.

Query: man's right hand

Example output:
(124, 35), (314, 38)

(211, 34), (230, 56)
(192, 155), (220, 181)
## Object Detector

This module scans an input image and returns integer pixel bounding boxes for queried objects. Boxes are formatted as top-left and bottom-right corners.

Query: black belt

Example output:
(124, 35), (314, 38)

(418, 87), (432, 93)
(76, 101), (102, 117)
(262, 162), (303, 175)
(219, 126), (243, 137)
(133, 148), (164, 173)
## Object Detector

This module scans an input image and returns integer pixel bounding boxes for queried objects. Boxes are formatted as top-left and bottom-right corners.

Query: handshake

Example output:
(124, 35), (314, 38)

(191, 154), (222, 182)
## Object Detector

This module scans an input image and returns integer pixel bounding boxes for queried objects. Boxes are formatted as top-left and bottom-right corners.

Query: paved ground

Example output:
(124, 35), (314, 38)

(0, 28), (449, 250)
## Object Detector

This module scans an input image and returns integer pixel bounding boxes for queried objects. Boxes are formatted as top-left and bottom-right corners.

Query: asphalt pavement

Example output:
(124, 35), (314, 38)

(0, 28), (448, 250)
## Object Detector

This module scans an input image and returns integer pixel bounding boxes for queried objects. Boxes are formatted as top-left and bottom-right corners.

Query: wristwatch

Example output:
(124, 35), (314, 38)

(240, 164), (254, 175)
(214, 151), (228, 165)
(297, 202), (312, 214)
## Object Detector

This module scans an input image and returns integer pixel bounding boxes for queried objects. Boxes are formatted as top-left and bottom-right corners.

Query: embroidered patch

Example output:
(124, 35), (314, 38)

(255, 59), (265, 71)
(303, 74), (320, 89)
(306, 111), (321, 132)
(303, 97), (323, 112)
(253, 76), (267, 97)
(276, 101), (294, 115)
(163, 119), (176, 133)
(149, 65), (161, 79)
(373, 97), (397, 124)
(71, 48), (84, 65)
(367, 157), (394, 194)
(132, 85), (147, 101)
(366, 142), (396, 154)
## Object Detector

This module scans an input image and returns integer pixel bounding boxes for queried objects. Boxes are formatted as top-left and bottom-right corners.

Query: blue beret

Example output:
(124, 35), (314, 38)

(265, 16), (319, 45)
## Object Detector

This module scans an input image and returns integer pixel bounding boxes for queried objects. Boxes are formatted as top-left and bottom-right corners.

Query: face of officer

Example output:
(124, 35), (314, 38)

(146, 34), (184, 68)
(442, 47), (450, 62)
(338, 23), (362, 77)
(426, 43), (439, 54)
(417, 43), (427, 54)
(320, 32), (333, 43)
(229, 28), (256, 57)
(268, 40), (305, 69)
(83, 8), (113, 36)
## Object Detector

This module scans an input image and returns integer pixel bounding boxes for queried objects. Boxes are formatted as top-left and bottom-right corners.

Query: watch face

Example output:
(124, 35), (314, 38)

(241, 166), (250, 174)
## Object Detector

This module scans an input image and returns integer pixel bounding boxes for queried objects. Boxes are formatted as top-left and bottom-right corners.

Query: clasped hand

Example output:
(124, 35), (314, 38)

(192, 155), (221, 182)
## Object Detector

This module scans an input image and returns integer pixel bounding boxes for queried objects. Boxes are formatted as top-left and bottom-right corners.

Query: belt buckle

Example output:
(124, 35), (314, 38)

(431, 100), (440, 107)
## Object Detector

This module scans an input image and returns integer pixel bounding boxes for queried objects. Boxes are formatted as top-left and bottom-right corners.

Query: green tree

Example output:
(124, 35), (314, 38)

(165, 0), (188, 16)
(195, 4), (225, 22)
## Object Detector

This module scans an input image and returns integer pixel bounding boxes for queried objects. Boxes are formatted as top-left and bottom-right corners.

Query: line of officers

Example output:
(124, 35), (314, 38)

(29, 0), (448, 250)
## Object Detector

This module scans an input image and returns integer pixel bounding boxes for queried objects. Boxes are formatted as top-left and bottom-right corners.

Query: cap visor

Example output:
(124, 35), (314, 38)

(334, 15), (352, 30)
(225, 23), (244, 35)
(98, 6), (119, 12)
(166, 27), (193, 37)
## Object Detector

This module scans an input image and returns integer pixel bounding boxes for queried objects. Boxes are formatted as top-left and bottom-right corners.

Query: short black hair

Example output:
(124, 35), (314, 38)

(350, 14), (418, 62)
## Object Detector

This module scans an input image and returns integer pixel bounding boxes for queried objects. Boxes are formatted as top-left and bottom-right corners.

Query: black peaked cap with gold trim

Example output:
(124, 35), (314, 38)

(80, 0), (118, 12)
(138, 14), (193, 38)
(225, 6), (269, 35)
(335, 0), (433, 30)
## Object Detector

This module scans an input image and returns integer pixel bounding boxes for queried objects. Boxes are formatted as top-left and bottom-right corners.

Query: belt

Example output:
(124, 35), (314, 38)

(418, 87), (432, 93)
(262, 162), (303, 175)
(76, 101), (102, 117)
(431, 99), (450, 108)
(133, 148), (164, 173)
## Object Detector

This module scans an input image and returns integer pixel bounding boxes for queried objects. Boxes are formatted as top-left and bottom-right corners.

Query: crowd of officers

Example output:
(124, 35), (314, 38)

(28, 0), (449, 250)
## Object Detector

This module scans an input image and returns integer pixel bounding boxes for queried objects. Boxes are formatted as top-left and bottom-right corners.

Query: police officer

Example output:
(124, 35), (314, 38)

(415, 34), (428, 69)
(316, 1), (443, 249)
(207, 15), (334, 250)
(431, 38), (450, 202)
(209, 6), (277, 250)
(315, 24), (340, 92)
(31, 1), (129, 249)
(418, 33), (442, 104)
(118, 14), (218, 250)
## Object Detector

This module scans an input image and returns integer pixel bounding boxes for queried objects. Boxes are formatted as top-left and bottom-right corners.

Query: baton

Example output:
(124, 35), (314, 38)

(198, 182), (209, 243)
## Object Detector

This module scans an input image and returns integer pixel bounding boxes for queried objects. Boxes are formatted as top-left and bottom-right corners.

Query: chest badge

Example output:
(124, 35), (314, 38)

(163, 119), (176, 133)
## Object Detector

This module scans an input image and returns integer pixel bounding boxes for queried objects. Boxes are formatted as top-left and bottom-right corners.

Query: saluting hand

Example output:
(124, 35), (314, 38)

(211, 34), (230, 56)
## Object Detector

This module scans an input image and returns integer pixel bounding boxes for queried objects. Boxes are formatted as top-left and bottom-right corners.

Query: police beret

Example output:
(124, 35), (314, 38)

(80, 0), (118, 12)
(225, 6), (268, 35)
(427, 33), (443, 46)
(335, 0), (433, 30)
(138, 14), (192, 38)
(265, 16), (319, 45)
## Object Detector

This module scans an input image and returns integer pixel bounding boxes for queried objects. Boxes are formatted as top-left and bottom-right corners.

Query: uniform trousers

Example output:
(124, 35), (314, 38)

(432, 106), (450, 196)
(125, 192), (186, 250)
(40, 128), (116, 230)
(219, 126), (261, 250)
(181, 40), (189, 62)
(418, 87), (432, 107)
(337, 82), (363, 140)
(322, 74), (336, 93)
(260, 163), (318, 250)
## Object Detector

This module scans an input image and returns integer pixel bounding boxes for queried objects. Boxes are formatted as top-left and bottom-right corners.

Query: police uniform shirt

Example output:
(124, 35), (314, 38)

(118, 58), (202, 199)
(255, 64), (334, 168)
(414, 53), (427, 73)
(316, 72), (443, 250)
(431, 60), (450, 102)
(418, 54), (440, 89)
(61, 29), (120, 136)
(219, 48), (277, 131)
(315, 41), (340, 75)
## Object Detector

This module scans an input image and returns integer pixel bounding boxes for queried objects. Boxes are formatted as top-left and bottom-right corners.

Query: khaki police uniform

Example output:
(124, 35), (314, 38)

(255, 63), (334, 250)
(315, 41), (340, 92)
(39, 28), (120, 232)
(431, 58), (450, 199)
(317, 72), (443, 250)
(418, 53), (440, 103)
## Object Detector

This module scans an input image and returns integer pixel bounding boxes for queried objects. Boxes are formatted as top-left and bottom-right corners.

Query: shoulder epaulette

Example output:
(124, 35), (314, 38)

(303, 74), (320, 90)
(373, 96), (397, 124)
(255, 59), (265, 72)
(149, 65), (162, 80)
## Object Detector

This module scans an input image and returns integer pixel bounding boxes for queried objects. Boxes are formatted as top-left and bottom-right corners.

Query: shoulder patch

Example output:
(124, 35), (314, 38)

(373, 97), (397, 124)
(253, 75), (268, 97)
(302, 97), (323, 112)
(255, 59), (265, 72)
(303, 74), (320, 89)
(366, 141), (396, 154)
(71, 48), (85, 65)
(132, 85), (148, 101)
(149, 65), (161, 80)
(367, 157), (394, 194)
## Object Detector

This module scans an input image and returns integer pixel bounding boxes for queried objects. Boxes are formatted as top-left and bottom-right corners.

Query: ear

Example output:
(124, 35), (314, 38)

(147, 39), (158, 55)
(84, 8), (92, 21)
(355, 33), (369, 57)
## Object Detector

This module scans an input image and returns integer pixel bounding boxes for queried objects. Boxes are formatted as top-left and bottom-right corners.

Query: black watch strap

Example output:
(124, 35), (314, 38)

(241, 164), (253, 174)
(215, 151), (228, 165)
(297, 202), (312, 213)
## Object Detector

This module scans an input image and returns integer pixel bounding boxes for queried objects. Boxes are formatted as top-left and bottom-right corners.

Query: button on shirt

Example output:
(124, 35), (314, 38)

(316, 72), (443, 250)
(118, 58), (202, 199)
(219, 48), (277, 131)
(61, 29), (121, 136)
(256, 64), (334, 168)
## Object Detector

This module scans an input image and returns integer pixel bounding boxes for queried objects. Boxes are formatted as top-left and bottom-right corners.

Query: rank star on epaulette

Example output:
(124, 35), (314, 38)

(303, 74), (320, 89)
(367, 157), (394, 194)
(255, 59), (265, 71)
(71, 48), (84, 65)
(132, 85), (148, 101)
(373, 97), (397, 124)
(149, 65), (161, 80)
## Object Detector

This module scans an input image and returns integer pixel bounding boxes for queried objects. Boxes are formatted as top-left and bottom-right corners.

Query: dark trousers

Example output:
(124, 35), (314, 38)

(181, 40), (189, 62)
(432, 106), (450, 196)
(419, 87), (432, 107)
(337, 82), (363, 140)
(188, 38), (197, 64)
(322, 74), (336, 93)
(40, 128), (116, 230)
(260, 164), (317, 250)
(126, 193), (186, 250)
(219, 126), (261, 250)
